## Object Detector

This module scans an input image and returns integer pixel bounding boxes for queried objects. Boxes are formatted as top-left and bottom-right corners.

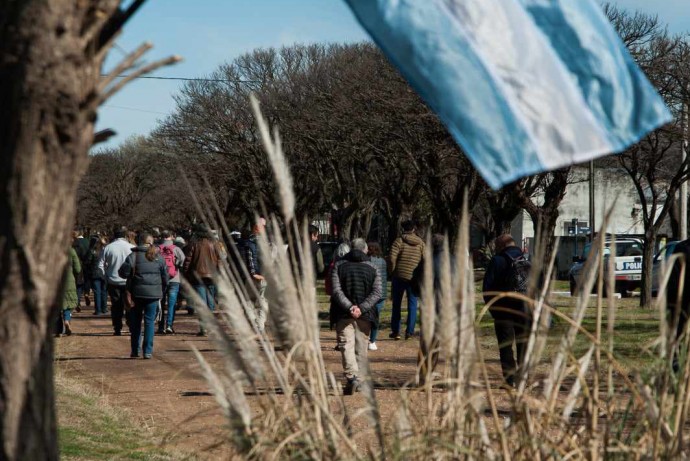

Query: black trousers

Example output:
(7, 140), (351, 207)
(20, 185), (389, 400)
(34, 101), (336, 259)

(490, 303), (531, 384)
(108, 284), (127, 333)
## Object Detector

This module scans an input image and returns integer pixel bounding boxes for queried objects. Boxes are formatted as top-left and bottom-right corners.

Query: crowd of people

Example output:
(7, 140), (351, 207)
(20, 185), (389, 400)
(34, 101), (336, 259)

(58, 218), (540, 394)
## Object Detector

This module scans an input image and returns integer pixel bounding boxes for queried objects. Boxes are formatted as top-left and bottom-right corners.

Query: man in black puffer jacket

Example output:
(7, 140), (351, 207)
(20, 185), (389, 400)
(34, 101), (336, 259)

(331, 238), (382, 395)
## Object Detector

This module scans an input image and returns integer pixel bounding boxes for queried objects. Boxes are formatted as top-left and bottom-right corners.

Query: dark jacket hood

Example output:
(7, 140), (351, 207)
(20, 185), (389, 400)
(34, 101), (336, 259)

(402, 232), (424, 246)
(500, 245), (524, 259)
(499, 246), (522, 259)
(344, 249), (370, 263)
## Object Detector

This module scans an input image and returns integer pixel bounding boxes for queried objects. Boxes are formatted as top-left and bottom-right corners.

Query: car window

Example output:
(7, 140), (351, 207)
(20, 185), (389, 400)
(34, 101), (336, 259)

(663, 242), (678, 260)
(617, 242), (643, 257)
(582, 242), (612, 258)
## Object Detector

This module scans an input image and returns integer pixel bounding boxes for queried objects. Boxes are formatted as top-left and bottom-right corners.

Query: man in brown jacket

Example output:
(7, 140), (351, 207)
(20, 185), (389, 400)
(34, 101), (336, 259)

(183, 225), (220, 322)
(389, 220), (425, 340)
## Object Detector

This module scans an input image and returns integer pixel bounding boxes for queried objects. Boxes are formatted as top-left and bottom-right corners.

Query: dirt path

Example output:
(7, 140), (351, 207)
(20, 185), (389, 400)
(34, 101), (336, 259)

(55, 309), (508, 459)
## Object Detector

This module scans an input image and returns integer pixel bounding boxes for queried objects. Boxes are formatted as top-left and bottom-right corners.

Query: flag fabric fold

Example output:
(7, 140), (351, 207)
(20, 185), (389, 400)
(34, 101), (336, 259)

(344, 0), (672, 189)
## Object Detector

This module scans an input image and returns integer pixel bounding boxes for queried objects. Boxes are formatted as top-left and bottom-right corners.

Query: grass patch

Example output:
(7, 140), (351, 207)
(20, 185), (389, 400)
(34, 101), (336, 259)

(319, 278), (663, 371)
(56, 373), (184, 461)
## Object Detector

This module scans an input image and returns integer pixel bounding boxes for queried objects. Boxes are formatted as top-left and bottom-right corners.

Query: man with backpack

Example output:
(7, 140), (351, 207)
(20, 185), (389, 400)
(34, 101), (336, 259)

(482, 234), (532, 388)
(158, 230), (185, 334)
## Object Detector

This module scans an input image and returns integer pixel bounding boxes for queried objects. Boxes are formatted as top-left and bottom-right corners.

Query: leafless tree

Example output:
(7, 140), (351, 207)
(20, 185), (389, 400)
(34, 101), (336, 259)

(159, 43), (481, 244)
(603, 5), (690, 306)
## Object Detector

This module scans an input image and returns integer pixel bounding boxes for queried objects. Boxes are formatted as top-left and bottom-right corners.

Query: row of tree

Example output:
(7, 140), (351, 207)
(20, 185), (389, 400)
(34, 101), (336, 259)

(82, 42), (573, 242)
(79, 5), (690, 307)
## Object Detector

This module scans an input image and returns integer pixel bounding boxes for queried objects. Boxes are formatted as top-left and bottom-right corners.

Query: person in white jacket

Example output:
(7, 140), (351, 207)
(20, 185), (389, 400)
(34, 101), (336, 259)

(98, 226), (134, 335)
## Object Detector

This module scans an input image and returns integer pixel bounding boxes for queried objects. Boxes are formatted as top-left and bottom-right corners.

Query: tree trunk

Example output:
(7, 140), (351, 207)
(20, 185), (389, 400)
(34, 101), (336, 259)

(358, 206), (375, 241)
(0, 2), (111, 458)
(668, 192), (680, 239)
(527, 209), (560, 283)
(640, 229), (656, 307)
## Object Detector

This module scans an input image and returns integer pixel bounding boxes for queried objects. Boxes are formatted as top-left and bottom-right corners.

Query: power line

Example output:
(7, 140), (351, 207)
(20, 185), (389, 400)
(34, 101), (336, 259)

(113, 43), (130, 57)
(103, 104), (169, 115)
(101, 74), (259, 84)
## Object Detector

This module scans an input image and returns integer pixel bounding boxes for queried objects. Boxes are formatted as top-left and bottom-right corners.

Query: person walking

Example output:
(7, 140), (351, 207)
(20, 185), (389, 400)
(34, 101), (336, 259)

(98, 226), (134, 335)
(86, 234), (109, 315)
(126, 230), (137, 246)
(119, 233), (169, 359)
(482, 234), (532, 388)
(417, 234), (448, 385)
(238, 221), (269, 333)
(56, 246), (81, 337)
(666, 238), (690, 371)
(72, 228), (90, 308)
(331, 238), (382, 395)
(158, 230), (185, 334)
(183, 225), (220, 335)
(367, 241), (387, 351)
(389, 220), (425, 340)
(327, 242), (351, 351)
(309, 224), (325, 279)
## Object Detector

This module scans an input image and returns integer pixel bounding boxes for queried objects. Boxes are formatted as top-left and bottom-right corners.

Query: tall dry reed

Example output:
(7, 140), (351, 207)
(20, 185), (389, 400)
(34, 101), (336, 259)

(185, 101), (690, 460)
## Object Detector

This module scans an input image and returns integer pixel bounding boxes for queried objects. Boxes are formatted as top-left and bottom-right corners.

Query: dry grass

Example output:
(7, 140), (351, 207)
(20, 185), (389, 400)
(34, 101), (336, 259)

(186, 104), (690, 460)
(55, 371), (186, 461)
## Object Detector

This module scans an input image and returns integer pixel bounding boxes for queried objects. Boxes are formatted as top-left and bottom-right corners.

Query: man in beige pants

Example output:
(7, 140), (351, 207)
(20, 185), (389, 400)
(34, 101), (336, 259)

(331, 238), (382, 395)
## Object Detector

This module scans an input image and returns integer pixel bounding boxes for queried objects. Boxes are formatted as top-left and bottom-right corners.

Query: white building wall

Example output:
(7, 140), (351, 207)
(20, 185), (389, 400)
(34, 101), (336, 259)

(508, 166), (673, 276)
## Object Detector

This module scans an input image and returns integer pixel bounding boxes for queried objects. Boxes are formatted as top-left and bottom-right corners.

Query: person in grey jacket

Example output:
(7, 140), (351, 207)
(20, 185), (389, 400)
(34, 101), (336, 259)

(119, 233), (168, 359)
(331, 238), (382, 395)
(98, 226), (134, 335)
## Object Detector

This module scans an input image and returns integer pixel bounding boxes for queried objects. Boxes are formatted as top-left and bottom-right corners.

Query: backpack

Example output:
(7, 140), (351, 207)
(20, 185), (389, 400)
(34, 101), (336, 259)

(159, 245), (177, 278)
(502, 253), (531, 294)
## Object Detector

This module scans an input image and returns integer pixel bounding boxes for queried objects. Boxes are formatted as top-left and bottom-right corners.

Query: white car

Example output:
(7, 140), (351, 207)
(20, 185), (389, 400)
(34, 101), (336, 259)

(569, 238), (644, 297)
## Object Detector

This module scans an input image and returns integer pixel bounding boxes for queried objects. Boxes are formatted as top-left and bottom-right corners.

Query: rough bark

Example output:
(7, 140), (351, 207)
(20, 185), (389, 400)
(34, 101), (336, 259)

(513, 170), (571, 278)
(0, 3), (107, 458)
(640, 227), (657, 306)
(0, 1), (167, 458)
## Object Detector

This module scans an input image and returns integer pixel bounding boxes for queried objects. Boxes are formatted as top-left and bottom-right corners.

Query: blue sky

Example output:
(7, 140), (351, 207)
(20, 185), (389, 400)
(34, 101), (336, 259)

(96, 0), (690, 150)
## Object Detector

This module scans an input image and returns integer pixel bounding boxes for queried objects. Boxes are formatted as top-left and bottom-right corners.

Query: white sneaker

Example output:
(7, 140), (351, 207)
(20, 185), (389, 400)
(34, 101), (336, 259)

(368, 342), (378, 351)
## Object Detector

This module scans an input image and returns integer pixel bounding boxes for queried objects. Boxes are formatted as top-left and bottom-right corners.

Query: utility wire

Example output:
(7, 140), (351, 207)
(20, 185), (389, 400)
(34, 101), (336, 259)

(103, 104), (169, 115)
(113, 43), (130, 57)
(101, 74), (259, 84)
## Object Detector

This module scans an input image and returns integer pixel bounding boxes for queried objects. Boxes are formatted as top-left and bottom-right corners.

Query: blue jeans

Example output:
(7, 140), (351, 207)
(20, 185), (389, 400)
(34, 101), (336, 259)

(55, 308), (73, 334)
(76, 284), (84, 306)
(165, 282), (180, 328)
(391, 277), (418, 335)
(128, 299), (158, 356)
(194, 283), (215, 311)
(92, 278), (108, 314)
(369, 299), (385, 342)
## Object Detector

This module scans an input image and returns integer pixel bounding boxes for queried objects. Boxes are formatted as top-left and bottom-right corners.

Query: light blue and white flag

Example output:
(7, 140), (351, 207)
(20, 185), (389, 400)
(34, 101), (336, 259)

(344, 0), (672, 189)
